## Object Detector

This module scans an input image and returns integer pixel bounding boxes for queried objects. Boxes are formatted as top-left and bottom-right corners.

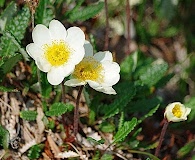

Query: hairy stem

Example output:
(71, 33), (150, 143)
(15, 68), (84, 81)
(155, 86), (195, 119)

(155, 119), (169, 157)
(126, 0), (131, 54)
(61, 80), (66, 103)
(104, 0), (109, 50)
(74, 85), (84, 136)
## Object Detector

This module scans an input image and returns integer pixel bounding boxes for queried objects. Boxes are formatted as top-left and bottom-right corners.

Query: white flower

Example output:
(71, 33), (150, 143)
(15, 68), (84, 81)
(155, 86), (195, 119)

(26, 20), (85, 85)
(164, 102), (191, 122)
(64, 41), (120, 95)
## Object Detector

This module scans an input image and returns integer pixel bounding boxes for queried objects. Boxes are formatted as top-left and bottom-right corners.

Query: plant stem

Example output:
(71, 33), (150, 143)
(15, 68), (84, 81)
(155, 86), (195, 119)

(126, 0), (131, 54)
(154, 119), (169, 157)
(128, 149), (160, 160)
(74, 85), (84, 136)
(61, 80), (66, 103)
(104, 0), (109, 50)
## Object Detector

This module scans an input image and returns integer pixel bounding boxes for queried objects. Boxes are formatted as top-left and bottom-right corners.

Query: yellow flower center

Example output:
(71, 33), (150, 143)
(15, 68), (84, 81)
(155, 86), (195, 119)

(44, 41), (71, 66)
(73, 57), (103, 82)
(172, 104), (182, 118)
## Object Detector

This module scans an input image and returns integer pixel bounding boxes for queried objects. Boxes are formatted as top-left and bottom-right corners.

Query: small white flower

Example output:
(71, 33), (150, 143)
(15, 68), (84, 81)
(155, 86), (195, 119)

(164, 102), (191, 122)
(26, 19), (85, 85)
(64, 41), (120, 95)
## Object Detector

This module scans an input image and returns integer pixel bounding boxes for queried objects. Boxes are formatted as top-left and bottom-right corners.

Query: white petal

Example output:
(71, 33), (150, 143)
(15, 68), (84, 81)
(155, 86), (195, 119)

(66, 27), (85, 48)
(26, 43), (44, 60)
(47, 64), (74, 85)
(95, 86), (116, 95)
(94, 51), (113, 62)
(69, 45), (85, 65)
(102, 62), (120, 86)
(87, 80), (116, 95)
(49, 20), (67, 40)
(64, 79), (86, 87)
(87, 80), (100, 88)
(32, 24), (52, 46)
(183, 107), (191, 118)
(35, 57), (51, 72)
(84, 41), (93, 57)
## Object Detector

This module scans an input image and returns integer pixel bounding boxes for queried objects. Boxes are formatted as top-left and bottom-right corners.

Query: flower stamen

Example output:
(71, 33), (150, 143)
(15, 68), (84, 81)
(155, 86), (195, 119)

(73, 57), (103, 82)
(44, 40), (71, 66)
(172, 104), (182, 118)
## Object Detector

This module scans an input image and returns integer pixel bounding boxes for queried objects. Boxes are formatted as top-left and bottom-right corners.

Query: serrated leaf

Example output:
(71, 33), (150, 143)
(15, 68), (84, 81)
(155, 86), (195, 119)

(35, 0), (55, 26)
(129, 97), (161, 113)
(0, 125), (10, 149)
(27, 144), (44, 160)
(0, 6), (30, 56)
(68, 2), (104, 22)
(140, 61), (168, 87)
(118, 112), (124, 130)
(46, 103), (74, 117)
(3, 32), (29, 60)
(177, 140), (195, 158)
(0, 1), (17, 32)
(6, 6), (30, 41)
(2, 54), (22, 74)
(139, 104), (160, 123)
(103, 83), (135, 119)
(113, 117), (137, 143)
(20, 110), (38, 121)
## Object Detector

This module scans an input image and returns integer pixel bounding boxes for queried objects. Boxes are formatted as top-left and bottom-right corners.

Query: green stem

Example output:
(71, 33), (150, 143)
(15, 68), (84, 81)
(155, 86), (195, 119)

(154, 119), (169, 157)
(74, 85), (84, 136)
(61, 80), (66, 103)
(128, 149), (160, 160)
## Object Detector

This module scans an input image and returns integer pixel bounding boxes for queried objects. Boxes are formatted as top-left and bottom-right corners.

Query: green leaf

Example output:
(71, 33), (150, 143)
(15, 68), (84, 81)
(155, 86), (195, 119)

(35, 0), (55, 26)
(113, 117), (137, 143)
(2, 32), (29, 60)
(64, 0), (85, 17)
(46, 103), (74, 117)
(184, 97), (195, 122)
(0, 1), (17, 32)
(118, 112), (124, 130)
(120, 51), (138, 80)
(177, 140), (195, 158)
(99, 121), (115, 133)
(68, 2), (104, 22)
(20, 110), (38, 121)
(0, 86), (18, 92)
(103, 83), (135, 119)
(87, 137), (105, 145)
(27, 144), (44, 160)
(139, 104), (160, 123)
(101, 153), (114, 160)
(129, 97), (161, 113)
(140, 61), (168, 87)
(0, 125), (10, 149)
(2, 54), (22, 74)
(0, 6), (30, 56)
(0, 0), (5, 7)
